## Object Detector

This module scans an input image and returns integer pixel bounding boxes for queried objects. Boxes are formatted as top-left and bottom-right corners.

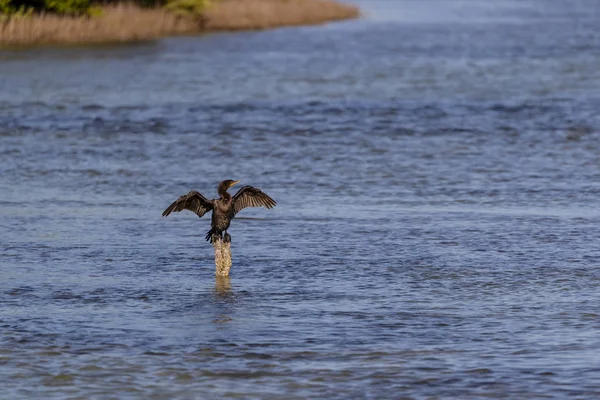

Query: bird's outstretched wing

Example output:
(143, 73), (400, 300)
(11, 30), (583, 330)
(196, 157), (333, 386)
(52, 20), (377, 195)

(162, 190), (213, 218)
(232, 185), (276, 216)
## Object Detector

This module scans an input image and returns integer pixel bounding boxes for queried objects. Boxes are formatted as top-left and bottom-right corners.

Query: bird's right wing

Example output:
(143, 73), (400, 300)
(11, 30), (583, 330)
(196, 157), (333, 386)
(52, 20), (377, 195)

(162, 190), (213, 218)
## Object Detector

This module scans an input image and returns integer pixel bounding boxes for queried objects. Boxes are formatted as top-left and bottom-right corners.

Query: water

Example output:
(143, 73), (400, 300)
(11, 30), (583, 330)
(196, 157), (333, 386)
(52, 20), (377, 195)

(2, 0), (600, 398)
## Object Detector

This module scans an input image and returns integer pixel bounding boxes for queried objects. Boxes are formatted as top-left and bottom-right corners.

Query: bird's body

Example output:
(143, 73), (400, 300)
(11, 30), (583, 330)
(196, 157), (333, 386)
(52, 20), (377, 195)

(162, 180), (276, 243)
(211, 197), (234, 232)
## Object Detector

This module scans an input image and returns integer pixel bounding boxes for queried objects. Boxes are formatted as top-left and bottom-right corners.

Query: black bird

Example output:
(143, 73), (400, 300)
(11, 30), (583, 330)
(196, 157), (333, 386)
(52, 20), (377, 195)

(162, 180), (276, 243)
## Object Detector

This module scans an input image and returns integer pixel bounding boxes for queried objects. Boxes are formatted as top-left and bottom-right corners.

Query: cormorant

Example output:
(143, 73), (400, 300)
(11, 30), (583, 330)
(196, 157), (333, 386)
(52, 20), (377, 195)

(162, 180), (276, 243)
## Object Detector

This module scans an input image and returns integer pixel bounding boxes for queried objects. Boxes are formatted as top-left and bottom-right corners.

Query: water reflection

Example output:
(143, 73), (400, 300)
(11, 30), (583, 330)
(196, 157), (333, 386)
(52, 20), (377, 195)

(213, 276), (235, 325)
(214, 276), (232, 297)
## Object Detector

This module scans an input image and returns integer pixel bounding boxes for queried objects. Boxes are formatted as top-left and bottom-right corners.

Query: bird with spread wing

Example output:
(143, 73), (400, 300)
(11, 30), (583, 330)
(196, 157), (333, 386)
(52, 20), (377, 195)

(162, 180), (276, 243)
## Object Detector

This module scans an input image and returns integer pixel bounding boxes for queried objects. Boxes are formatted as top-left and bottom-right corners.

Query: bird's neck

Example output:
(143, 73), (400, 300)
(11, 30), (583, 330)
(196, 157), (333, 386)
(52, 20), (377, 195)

(218, 189), (231, 201)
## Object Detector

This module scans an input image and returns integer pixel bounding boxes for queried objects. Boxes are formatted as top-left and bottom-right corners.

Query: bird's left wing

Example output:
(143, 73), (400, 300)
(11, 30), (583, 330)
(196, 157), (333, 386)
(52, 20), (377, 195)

(231, 185), (276, 216)
(162, 190), (213, 218)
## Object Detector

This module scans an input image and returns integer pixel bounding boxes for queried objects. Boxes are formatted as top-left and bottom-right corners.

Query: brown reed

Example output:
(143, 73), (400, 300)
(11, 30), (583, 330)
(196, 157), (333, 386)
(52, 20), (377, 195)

(0, 4), (199, 46)
(0, 0), (360, 47)
(203, 0), (360, 31)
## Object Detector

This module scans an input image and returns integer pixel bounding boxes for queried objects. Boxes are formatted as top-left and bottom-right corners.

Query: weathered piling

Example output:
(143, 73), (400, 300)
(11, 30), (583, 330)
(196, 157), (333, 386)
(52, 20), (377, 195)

(213, 238), (232, 277)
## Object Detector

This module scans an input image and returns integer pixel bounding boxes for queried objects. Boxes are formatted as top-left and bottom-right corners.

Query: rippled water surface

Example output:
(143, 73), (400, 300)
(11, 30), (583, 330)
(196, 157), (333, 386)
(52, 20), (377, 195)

(2, 0), (600, 398)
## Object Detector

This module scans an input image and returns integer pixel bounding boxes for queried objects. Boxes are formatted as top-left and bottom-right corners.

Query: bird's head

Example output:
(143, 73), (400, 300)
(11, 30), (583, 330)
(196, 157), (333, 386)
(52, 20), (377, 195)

(218, 179), (241, 194)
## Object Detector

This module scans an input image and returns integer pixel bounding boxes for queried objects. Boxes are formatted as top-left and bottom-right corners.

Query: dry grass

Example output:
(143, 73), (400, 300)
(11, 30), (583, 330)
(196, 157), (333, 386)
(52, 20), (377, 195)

(203, 0), (360, 31)
(0, 4), (199, 46)
(0, 0), (360, 46)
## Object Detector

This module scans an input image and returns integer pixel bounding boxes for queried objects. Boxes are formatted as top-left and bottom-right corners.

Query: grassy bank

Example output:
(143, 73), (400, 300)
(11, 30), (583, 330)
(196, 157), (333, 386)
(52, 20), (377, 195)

(202, 0), (359, 31)
(0, 0), (359, 46)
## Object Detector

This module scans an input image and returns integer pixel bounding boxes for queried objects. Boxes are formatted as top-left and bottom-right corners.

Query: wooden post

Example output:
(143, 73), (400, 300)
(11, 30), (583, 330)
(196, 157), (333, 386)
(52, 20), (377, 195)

(213, 238), (232, 277)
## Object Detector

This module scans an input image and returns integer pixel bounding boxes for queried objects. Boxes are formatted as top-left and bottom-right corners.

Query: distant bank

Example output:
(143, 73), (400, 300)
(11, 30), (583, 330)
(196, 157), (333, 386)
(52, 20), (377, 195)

(0, 0), (359, 47)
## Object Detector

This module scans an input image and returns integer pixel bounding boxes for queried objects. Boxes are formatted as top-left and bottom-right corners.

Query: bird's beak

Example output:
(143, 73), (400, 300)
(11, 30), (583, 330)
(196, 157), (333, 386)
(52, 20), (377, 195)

(230, 180), (241, 187)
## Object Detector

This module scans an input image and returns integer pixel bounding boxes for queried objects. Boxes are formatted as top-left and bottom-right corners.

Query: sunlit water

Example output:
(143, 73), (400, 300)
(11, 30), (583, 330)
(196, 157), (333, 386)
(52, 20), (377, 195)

(2, 0), (600, 398)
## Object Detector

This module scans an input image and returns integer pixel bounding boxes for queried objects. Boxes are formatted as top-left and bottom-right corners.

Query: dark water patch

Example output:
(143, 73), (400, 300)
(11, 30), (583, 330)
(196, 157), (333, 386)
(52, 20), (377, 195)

(81, 104), (105, 111)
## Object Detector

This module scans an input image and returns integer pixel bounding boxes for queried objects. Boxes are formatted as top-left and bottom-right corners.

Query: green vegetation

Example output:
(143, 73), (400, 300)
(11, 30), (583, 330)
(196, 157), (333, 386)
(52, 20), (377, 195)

(165, 0), (210, 17)
(0, 0), (212, 16)
(0, 0), (33, 15)
(1, 0), (89, 15)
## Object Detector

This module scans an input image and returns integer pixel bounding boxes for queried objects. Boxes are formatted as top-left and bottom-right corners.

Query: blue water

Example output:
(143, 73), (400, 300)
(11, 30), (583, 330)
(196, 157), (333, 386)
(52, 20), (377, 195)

(2, 0), (600, 398)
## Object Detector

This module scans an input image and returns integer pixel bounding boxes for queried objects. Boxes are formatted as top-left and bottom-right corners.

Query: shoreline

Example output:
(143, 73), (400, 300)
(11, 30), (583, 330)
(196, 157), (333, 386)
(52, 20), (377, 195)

(0, 0), (360, 47)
